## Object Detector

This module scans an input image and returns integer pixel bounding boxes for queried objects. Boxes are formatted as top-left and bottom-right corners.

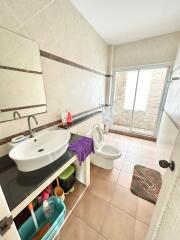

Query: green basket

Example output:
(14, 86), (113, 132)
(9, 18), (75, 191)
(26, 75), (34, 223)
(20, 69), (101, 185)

(18, 196), (66, 240)
(59, 165), (76, 193)
(59, 165), (75, 180)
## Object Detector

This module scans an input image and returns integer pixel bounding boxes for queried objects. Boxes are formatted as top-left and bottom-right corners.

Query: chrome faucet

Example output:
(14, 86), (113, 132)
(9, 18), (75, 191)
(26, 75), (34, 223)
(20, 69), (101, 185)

(13, 111), (21, 120)
(27, 115), (38, 138)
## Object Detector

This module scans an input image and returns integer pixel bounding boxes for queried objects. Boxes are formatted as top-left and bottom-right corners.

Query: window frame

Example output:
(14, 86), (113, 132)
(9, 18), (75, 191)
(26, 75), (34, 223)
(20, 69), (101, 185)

(110, 63), (172, 137)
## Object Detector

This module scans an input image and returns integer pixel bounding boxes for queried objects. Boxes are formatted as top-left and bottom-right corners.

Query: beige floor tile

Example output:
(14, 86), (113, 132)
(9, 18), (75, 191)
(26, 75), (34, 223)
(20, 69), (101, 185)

(120, 144), (129, 156)
(119, 135), (132, 142)
(127, 142), (142, 155)
(74, 191), (108, 231)
(110, 185), (138, 217)
(130, 137), (143, 144)
(97, 234), (107, 240)
(141, 158), (155, 165)
(134, 220), (148, 240)
(59, 214), (98, 240)
(114, 157), (124, 170)
(91, 164), (101, 174)
(142, 145), (157, 161)
(89, 176), (115, 202)
(122, 162), (136, 175)
(100, 205), (135, 240)
(98, 168), (120, 183)
(136, 198), (155, 225)
(141, 161), (160, 171)
(125, 152), (142, 164)
(73, 181), (86, 196)
(142, 140), (156, 147)
(141, 156), (157, 167)
(117, 171), (133, 189)
(90, 164), (101, 183)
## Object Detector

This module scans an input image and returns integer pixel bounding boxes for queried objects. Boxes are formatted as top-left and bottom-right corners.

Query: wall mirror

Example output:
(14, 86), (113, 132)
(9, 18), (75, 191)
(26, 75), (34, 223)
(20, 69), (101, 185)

(0, 27), (46, 123)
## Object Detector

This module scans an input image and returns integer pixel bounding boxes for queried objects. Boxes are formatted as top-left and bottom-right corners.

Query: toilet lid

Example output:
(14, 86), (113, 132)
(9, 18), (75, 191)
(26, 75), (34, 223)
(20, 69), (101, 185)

(92, 124), (104, 149)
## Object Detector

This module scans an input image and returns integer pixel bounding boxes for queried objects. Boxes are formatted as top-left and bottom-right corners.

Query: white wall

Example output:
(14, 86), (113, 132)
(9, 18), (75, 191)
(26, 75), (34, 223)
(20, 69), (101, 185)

(157, 113), (179, 161)
(114, 32), (180, 68)
(0, 0), (109, 156)
(165, 39), (180, 118)
(174, 41), (180, 70)
(157, 39), (180, 164)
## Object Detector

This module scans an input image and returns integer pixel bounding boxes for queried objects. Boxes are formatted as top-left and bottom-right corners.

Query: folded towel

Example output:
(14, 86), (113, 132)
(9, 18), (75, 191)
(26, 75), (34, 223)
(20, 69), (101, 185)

(68, 137), (94, 165)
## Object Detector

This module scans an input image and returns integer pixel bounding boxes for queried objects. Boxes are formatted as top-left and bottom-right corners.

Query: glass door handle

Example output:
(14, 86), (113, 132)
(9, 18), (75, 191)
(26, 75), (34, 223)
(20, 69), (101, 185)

(159, 160), (175, 171)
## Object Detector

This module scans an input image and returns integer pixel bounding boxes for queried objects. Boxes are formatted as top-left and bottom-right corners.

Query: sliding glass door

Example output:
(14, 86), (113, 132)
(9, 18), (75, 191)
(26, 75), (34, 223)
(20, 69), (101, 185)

(112, 70), (138, 133)
(110, 66), (168, 137)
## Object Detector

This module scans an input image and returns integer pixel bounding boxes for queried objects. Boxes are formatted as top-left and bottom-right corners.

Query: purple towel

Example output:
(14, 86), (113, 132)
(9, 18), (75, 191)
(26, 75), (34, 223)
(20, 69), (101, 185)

(68, 137), (94, 165)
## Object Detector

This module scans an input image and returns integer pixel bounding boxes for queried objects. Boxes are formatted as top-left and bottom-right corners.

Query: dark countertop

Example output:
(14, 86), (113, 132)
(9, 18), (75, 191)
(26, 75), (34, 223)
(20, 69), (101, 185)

(0, 134), (81, 212)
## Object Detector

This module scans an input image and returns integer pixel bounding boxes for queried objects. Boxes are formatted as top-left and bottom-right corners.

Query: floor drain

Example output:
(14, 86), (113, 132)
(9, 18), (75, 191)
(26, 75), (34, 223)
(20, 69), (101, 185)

(38, 148), (44, 152)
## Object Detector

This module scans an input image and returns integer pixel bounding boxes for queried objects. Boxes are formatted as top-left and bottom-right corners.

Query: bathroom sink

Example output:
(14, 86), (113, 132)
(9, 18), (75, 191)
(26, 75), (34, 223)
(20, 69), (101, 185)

(9, 130), (71, 172)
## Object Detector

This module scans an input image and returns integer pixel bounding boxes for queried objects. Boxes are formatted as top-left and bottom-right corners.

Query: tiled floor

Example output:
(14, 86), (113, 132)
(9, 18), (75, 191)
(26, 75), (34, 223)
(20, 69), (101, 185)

(57, 133), (162, 240)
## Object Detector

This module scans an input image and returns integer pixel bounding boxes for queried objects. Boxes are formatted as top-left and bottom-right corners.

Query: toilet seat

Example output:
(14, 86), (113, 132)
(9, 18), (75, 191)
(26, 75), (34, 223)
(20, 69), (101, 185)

(92, 124), (104, 150)
(92, 124), (121, 167)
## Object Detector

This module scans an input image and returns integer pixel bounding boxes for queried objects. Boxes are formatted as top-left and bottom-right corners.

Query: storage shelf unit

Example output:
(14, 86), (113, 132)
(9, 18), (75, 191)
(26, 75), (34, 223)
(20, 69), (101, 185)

(0, 134), (90, 240)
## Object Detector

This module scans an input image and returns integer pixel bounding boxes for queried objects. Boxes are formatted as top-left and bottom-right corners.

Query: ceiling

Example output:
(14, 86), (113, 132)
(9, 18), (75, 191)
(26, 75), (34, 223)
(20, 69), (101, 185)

(70, 0), (180, 45)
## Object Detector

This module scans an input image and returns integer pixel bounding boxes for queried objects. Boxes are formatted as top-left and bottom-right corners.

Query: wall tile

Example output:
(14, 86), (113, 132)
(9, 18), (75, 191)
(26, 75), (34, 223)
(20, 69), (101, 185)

(0, 0), (108, 157)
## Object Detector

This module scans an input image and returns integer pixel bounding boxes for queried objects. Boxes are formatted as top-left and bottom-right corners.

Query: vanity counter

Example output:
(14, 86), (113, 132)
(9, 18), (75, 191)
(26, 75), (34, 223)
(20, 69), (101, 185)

(0, 133), (82, 217)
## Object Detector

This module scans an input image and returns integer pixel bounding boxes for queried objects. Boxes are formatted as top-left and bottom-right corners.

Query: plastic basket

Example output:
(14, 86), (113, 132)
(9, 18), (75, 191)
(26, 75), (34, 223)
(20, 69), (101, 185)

(18, 196), (66, 240)
(59, 165), (76, 193)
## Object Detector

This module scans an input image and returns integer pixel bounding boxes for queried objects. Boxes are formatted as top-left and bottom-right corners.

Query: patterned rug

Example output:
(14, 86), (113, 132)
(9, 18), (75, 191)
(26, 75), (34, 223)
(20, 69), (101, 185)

(130, 165), (162, 204)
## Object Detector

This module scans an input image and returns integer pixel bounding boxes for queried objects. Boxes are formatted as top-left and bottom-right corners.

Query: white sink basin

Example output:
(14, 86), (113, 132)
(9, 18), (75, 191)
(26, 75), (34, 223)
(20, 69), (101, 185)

(9, 130), (71, 172)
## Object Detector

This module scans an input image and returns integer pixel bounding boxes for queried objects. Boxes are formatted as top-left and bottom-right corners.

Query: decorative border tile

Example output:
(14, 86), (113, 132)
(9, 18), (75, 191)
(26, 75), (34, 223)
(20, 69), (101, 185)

(40, 50), (112, 77)
(1, 104), (46, 112)
(0, 65), (42, 74)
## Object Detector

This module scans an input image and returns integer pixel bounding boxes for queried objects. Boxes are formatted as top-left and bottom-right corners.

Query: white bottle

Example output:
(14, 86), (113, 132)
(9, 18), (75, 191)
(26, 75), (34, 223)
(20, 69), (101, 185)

(43, 200), (54, 219)
(61, 111), (67, 125)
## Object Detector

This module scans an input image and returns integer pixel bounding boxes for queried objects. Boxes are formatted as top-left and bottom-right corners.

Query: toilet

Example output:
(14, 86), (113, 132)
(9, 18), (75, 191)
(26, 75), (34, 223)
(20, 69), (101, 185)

(90, 124), (121, 169)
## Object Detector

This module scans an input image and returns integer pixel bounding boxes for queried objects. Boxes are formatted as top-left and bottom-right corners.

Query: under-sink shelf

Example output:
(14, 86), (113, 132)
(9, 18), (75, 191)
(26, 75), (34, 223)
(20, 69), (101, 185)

(0, 133), (90, 240)
(14, 180), (86, 239)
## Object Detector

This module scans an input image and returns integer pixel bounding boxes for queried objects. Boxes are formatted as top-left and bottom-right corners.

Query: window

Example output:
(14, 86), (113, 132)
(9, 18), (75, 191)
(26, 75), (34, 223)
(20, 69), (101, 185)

(124, 70), (152, 111)
(124, 71), (137, 110)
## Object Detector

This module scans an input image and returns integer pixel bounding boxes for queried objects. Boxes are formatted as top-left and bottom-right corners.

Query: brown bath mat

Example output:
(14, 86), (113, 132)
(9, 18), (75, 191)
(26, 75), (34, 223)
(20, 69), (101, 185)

(130, 165), (162, 204)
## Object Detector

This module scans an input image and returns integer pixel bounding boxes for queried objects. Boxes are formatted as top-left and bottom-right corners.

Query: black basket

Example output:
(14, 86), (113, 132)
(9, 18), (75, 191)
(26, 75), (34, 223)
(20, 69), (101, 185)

(59, 170), (76, 193)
